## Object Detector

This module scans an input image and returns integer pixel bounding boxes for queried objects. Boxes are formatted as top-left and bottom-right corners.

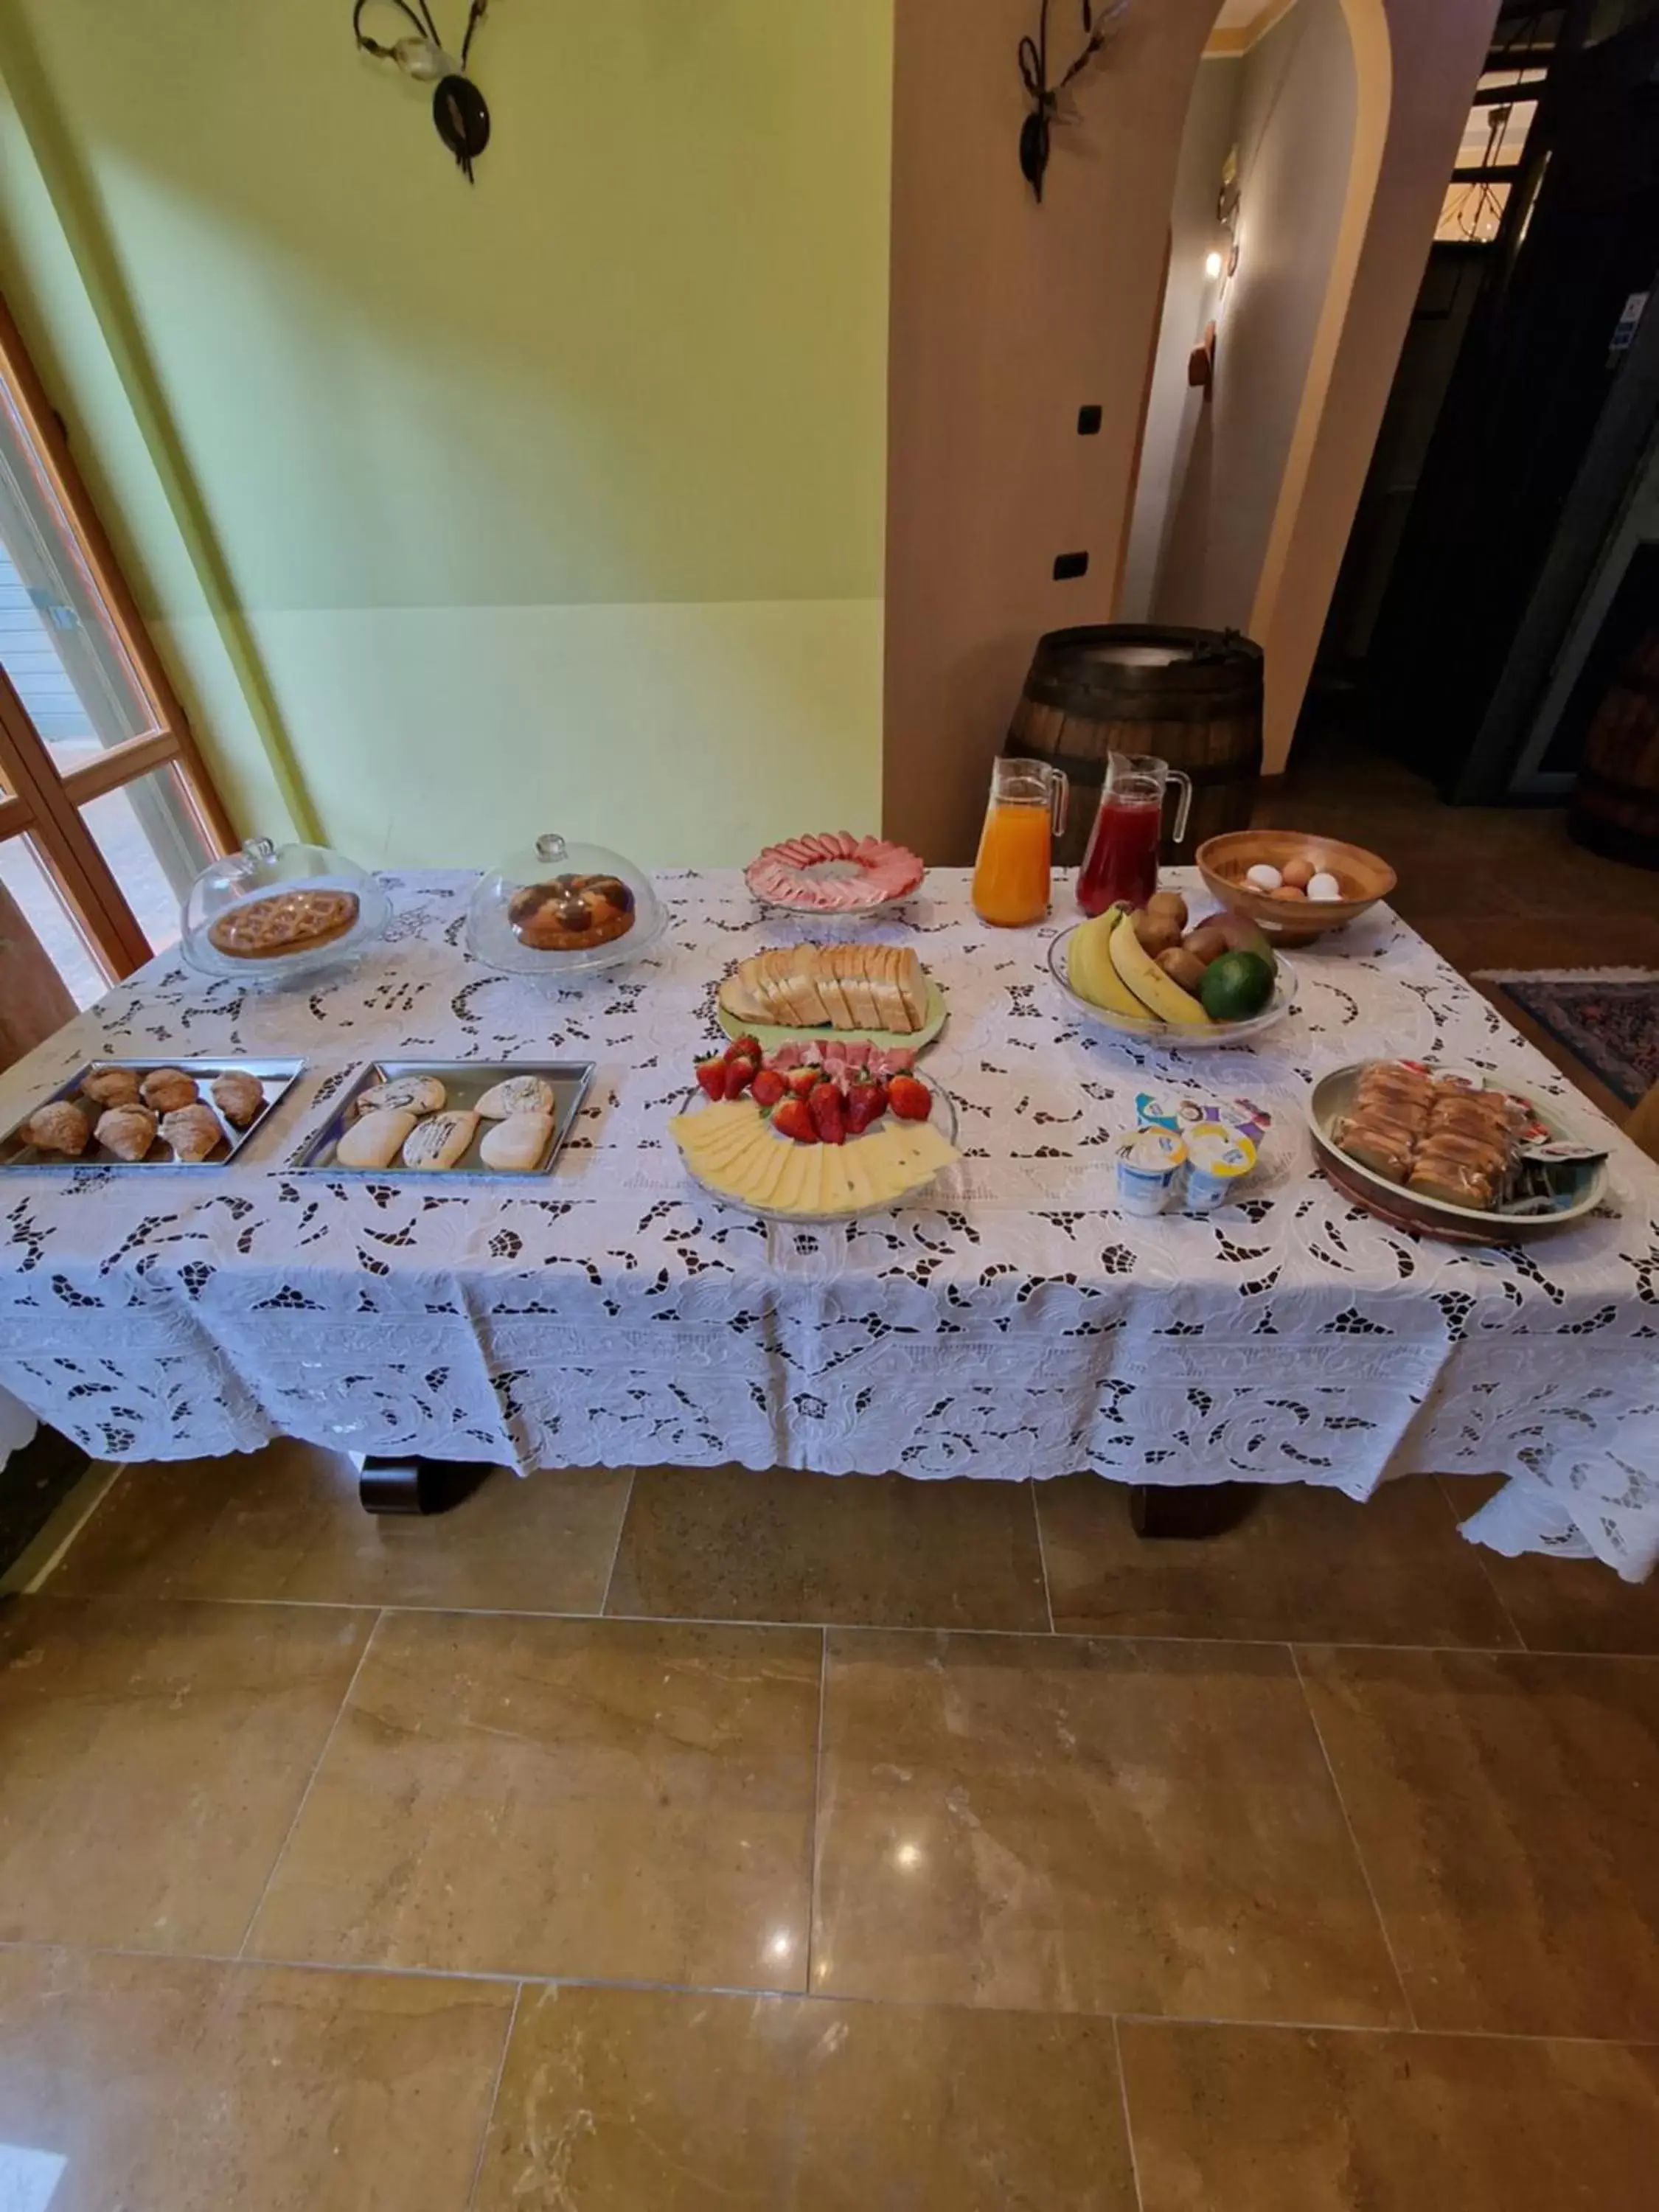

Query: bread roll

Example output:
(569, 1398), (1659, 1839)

(401, 1110), (478, 1170)
(22, 1100), (92, 1158)
(479, 1110), (554, 1172)
(161, 1103), (226, 1163)
(334, 1107), (416, 1169)
(358, 1075), (445, 1117)
(80, 1066), (141, 1109)
(476, 1074), (555, 1121)
(95, 1105), (158, 1162)
(212, 1071), (265, 1127)
(140, 1068), (199, 1114)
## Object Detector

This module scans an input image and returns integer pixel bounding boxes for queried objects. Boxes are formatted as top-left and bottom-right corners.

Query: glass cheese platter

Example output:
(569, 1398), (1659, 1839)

(290, 1060), (594, 1180)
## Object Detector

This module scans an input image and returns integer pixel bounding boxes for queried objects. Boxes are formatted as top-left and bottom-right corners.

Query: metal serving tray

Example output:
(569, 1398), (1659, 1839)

(290, 1060), (595, 1180)
(0, 1057), (305, 1172)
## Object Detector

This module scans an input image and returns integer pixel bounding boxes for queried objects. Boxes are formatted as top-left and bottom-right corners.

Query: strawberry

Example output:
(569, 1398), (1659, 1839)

(771, 1096), (818, 1144)
(809, 1079), (846, 1146)
(785, 1067), (821, 1099)
(695, 1056), (726, 1102)
(725, 1034), (762, 1065)
(844, 1079), (886, 1135)
(888, 1074), (933, 1122)
(723, 1056), (757, 1100)
(750, 1068), (786, 1110)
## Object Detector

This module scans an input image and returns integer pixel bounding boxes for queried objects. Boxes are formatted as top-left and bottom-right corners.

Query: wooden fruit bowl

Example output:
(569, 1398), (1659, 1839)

(1195, 830), (1395, 945)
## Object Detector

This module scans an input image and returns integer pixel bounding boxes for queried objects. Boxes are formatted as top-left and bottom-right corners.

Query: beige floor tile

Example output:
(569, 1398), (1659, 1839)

(1298, 1645), (1659, 2036)
(52, 1441), (631, 1613)
(0, 1946), (511, 2212)
(475, 1981), (1135, 2211)
(1442, 1476), (1659, 1655)
(248, 1610), (821, 1986)
(1037, 1474), (1517, 1647)
(607, 1465), (1050, 1630)
(1117, 2020), (1659, 2212)
(0, 1596), (370, 1953)
(813, 1630), (1405, 2024)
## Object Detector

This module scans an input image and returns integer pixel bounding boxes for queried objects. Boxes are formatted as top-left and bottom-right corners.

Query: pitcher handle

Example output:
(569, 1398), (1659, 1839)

(1048, 766), (1069, 839)
(1165, 768), (1192, 849)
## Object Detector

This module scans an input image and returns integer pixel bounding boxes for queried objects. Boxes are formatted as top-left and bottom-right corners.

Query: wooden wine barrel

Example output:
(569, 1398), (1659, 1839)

(1006, 625), (1264, 870)
(1569, 626), (1659, 871)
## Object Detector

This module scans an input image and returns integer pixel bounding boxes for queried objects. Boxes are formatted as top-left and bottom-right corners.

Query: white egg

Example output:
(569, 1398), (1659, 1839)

(1307, 871), (1344, 902)
(1245, 863), (1283, 892)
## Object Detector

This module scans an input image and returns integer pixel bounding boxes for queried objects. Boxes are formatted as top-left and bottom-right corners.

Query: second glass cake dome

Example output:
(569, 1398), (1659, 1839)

(466, 831), (666, 978)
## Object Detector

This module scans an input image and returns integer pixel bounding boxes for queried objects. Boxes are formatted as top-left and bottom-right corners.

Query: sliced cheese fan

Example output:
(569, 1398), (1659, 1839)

(720, 945), (927, 1034)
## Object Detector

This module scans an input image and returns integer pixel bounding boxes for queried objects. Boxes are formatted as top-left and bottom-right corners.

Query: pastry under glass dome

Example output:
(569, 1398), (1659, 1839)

(181, 837), (389, 985)
(465, 832), (665, 980)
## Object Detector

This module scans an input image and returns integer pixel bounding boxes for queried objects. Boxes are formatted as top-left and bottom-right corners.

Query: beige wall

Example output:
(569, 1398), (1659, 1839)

(883, 0), (1498, 857)
(883, 0), (1221, 864)
(1118, 55), (1241, 622)
(1152, 0), (1357, 630)
(1248, 0), (1500, 768)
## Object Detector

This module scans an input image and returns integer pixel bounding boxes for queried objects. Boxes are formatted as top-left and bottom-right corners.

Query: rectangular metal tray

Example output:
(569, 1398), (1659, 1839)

(0, 1057), (305, 1172)
(289, 1060), (595, 1180)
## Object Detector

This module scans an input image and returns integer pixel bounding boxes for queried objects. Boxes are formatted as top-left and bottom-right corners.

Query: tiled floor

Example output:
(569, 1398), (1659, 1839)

(4, 1441), (1659, 2207)
(3, 744), (1657, 2205)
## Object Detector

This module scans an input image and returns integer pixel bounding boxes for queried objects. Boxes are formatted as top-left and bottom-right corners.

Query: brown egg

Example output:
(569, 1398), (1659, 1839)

(1182, 923), (1229, 967)
(1269, 883), (1307, 901)
(1281, 856), (1317, 891)
(1155, 947), (1208, 993)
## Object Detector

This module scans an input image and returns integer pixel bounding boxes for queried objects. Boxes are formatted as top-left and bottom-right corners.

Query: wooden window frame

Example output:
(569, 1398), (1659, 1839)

(0, 288), (235, 981)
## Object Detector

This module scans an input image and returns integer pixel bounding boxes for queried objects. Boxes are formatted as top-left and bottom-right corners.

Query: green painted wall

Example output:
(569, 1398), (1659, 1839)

(0, 0), (892, 865)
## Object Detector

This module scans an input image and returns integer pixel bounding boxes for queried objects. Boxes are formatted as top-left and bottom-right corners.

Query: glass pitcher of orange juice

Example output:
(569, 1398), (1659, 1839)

(972, 757), (1068, 928)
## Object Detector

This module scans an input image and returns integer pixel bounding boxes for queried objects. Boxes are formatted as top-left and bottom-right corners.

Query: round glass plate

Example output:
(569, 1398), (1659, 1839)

(1047, 926), (1296, 1048)
(677, 1085), (961, 1223)
(181, 877), (391, 988)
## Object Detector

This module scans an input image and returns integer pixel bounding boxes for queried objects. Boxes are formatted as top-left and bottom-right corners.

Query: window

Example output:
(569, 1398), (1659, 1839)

(0, 291), (232, 1018)
(1433, 4), (1560, 246)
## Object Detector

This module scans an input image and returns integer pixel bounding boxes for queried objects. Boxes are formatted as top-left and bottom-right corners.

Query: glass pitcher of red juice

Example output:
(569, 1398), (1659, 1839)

(1077, 751), (1193, 916)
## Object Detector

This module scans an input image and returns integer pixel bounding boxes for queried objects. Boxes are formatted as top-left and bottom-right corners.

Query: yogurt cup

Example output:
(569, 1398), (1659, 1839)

(1116, 1127), (1186, 1217)
(1183, 1123), (1257, 1211)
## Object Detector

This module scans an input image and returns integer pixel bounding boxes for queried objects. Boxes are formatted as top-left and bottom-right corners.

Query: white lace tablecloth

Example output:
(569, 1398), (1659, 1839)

(1, 869), (1656, 1576)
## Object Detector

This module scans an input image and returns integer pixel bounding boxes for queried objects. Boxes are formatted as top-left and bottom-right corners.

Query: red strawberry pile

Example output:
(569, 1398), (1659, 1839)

(695, 1035), (935, 1147)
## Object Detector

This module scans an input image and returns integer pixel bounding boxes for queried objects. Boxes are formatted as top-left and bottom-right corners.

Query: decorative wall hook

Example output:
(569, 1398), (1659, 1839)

(1017, 0), (1132, 204)
(354, 0), (495, 181)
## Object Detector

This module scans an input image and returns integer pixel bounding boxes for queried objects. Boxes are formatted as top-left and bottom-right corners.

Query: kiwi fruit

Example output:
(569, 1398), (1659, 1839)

(1182, 922), (1228, 967)
(1155, 947), (1208, 994)
(1133, 908), (1183, 956)
(1147, 890), (1189, 930)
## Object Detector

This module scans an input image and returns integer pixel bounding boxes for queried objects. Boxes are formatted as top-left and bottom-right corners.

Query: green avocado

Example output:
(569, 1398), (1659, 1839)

(1199, 949), (1276, 1023)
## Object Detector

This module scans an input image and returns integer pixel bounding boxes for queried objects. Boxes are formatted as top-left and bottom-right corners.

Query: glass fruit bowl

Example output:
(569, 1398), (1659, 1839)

(1047, 925), (1296, 1048)
(181, 836), (389, 987)
(466, 831), (665, 982)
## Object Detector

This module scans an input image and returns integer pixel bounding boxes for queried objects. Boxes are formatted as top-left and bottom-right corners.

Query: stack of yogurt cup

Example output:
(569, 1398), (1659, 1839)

(1113, 1093), (1270, 1217)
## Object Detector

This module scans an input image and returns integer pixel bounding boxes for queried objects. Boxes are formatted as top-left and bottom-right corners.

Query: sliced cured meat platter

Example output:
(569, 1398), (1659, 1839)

(745, 831), (925, 915)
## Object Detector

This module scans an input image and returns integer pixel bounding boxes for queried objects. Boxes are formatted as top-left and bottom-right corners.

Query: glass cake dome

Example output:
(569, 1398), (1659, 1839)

(466, 831), (665, 979)
(181, 836), (389, 985)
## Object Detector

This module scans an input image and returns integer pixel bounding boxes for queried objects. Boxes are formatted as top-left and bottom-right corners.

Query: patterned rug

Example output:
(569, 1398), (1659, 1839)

(1477, 967), (1659, 1110)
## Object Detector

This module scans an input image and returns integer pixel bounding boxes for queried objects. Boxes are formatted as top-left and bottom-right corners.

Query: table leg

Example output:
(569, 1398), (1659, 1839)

(356, 1456), (492, 1516)
(1130, 1483), (1259, 1540)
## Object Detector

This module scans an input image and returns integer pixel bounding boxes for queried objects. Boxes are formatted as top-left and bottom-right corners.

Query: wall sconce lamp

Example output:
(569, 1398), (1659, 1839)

(1187, 321), (1217, 400)
(1203, 249), (1225, 281)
